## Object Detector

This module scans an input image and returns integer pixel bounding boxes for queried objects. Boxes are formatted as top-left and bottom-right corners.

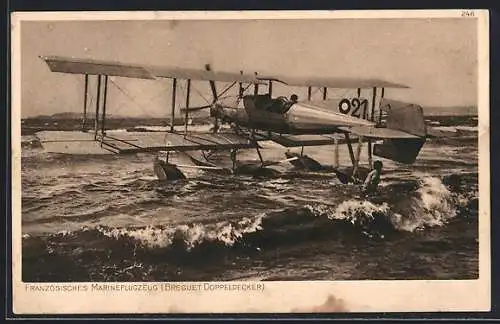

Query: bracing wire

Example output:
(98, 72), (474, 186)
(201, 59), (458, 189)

(93, 77), (214, 120)
(190, 83), (211, 105)
(108, 78), (158, 117)
(87, 90), (94, 113)
(311, 86), (322, 97)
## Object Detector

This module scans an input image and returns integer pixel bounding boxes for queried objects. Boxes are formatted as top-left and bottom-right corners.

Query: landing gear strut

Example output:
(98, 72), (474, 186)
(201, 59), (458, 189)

(251, 129), (265, 167)
(230, 149), (238, 172)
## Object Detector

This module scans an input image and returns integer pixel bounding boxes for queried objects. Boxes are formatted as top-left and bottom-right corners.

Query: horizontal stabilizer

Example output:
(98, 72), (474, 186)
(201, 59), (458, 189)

(257, 132), (346, 147)
(341, 126), (420, 139)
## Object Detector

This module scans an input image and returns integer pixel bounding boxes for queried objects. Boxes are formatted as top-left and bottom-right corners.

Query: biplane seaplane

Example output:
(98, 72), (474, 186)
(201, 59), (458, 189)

(37, 56), (428, 183)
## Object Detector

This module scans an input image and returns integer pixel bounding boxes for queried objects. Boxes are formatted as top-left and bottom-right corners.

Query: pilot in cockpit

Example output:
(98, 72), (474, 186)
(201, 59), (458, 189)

(279, 94), (299, 113)
(268, 94), (298, 114)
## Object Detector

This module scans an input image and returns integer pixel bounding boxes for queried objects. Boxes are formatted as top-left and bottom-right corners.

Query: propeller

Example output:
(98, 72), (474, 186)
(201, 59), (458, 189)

(180, 105), (212, 113)
(179, 64), (245, 133)
(180, 104), (239, 114)
(179, 63), (223, 132)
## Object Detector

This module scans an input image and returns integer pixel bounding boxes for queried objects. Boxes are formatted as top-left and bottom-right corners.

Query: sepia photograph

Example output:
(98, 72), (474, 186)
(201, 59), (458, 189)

(11, 10), (490, 313)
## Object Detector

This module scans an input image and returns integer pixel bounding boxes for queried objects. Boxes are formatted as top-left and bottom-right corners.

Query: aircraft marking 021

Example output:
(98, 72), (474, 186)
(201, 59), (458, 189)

(338, 98), (369, 119)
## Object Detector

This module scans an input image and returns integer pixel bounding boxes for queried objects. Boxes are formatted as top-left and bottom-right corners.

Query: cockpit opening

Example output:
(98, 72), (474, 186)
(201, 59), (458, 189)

(251, 93), (299, 114)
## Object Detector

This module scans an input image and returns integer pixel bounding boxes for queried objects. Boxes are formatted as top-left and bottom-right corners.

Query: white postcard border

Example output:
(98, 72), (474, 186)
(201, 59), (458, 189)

(11, 9), (490, 314)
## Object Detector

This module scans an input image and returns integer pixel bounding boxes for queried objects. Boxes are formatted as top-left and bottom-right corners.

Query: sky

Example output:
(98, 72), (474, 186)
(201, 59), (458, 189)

(19, 17), (478, 117)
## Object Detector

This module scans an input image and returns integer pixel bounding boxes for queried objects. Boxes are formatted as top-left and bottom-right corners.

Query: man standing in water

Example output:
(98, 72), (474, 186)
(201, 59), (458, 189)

(362, 160), (383, 195)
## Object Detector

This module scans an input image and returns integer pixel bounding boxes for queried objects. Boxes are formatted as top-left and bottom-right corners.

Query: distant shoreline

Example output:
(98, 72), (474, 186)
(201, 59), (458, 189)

(20, 117), (211, 135)
(21, 114), (478, 136)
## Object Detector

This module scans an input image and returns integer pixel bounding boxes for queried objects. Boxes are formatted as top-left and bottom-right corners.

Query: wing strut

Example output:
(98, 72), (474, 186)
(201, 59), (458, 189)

(322, 87), (327, 100)
(94, 75), (102, 140)
(378, 87), (385, 124)
(170, 78), (177, 132)
(82, 74), (89, 131)
(370, 87), (377, 121)
(101, 75), (109, 137)
(253, 72), (259, 95)
(204, 64), (218, 100)
(239, 71), (244, 98)
(367, 87), (378, 168)
(307, 86), (312, 101)
(184, 79), (191, 136)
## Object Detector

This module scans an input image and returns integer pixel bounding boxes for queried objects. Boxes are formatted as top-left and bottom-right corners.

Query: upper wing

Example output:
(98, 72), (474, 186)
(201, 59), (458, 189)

(41, 56), (156, 79)
(149, 66), (265, 83)
(40, 56), (408, 89)
(40, 56), (267, 84)
(41, 56), (409, 88)
(257, 75), (409, 89)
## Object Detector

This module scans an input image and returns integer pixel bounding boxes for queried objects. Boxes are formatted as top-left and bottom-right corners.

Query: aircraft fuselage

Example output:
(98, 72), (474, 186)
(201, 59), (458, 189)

(212, 94), (373, 134)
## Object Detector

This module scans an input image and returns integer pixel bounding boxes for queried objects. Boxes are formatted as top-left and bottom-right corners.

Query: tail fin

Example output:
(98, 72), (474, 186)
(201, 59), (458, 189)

(381, 99), (427, 137)
(373, 100), (427, 164)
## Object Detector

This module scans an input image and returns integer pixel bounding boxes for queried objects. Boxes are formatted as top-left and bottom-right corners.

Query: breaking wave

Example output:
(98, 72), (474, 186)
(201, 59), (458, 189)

(24, 177), (477, 255)
(307, 176), (476, 234)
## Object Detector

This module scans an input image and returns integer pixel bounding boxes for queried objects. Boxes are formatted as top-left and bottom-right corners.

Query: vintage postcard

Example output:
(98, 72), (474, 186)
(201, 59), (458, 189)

(11, 10), (490, 314)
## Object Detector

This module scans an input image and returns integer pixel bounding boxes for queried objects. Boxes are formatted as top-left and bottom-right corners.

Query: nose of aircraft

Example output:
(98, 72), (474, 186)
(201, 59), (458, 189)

(210, 103), (222, 117)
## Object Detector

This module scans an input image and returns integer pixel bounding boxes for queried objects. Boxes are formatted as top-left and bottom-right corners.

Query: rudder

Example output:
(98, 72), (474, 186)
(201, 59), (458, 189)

(384, 102), (427, 137)
(374, 100), (427, 164)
